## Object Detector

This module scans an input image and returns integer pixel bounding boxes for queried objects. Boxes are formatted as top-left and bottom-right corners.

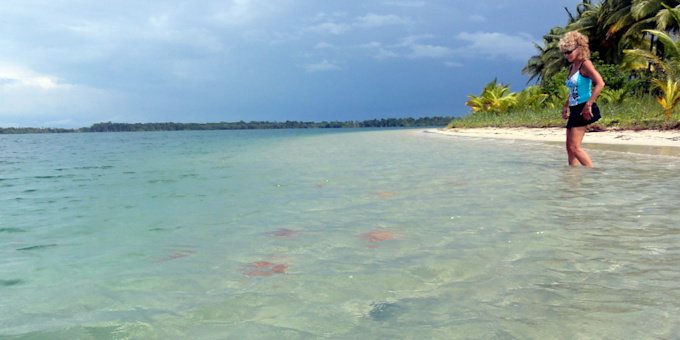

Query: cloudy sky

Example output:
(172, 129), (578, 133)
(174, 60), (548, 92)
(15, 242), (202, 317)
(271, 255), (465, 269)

(0, 0), (583, 128)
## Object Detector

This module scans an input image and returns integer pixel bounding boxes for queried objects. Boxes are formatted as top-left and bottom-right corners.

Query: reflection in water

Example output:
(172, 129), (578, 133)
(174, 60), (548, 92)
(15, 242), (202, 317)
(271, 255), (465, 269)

(586, 142), (680, 157)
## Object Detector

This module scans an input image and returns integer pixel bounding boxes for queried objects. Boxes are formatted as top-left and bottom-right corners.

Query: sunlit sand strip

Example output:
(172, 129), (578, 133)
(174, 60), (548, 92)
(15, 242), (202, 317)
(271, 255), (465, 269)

(423, 127), (680, 156)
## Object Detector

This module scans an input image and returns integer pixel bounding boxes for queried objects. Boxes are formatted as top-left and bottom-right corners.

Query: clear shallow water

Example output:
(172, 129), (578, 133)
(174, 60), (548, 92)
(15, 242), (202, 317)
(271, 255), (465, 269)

(1, 129), (679, 339)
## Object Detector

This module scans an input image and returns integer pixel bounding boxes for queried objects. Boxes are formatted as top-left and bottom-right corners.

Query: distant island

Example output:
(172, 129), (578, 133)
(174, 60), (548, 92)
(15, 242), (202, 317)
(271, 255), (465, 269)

(0, 116), (455, 134)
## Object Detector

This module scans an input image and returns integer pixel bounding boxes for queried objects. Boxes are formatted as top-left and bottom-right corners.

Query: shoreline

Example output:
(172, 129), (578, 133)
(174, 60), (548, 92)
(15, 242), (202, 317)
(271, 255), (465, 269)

(425, 127), (680, 156)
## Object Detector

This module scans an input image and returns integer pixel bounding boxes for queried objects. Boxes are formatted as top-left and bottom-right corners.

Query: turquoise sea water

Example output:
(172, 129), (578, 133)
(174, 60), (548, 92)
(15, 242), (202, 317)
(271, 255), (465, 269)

(1, 129), (679, 339)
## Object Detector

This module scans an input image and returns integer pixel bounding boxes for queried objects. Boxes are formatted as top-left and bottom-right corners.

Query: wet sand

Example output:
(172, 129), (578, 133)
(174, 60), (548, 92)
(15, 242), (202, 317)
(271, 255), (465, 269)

(426, 127), (680, 156)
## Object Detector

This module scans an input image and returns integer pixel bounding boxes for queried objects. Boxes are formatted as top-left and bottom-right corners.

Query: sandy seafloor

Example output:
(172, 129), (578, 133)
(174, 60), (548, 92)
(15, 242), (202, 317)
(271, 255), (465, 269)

(3, 128), (680, 339)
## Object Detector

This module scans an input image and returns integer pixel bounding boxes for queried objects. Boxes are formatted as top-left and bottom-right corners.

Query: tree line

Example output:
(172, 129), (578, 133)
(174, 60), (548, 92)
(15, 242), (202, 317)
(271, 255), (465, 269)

(467, 0), (680, 119)
(0, 116), (454, 134)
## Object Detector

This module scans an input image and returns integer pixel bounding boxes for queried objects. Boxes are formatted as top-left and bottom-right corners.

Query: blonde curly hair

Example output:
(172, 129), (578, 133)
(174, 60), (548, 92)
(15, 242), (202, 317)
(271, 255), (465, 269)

(559, 31), (591, 60)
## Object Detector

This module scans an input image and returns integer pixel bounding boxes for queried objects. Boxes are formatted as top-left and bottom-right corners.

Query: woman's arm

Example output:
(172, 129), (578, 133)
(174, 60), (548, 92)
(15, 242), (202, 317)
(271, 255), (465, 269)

(581, 60), (605, 105)
(562, 98), (570, 119)
(580, 60), (605, 118)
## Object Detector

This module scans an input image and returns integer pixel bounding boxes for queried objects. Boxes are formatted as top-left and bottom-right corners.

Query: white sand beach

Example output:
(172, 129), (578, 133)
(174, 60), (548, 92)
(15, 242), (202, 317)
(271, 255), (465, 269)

(428, 127), (680, 148)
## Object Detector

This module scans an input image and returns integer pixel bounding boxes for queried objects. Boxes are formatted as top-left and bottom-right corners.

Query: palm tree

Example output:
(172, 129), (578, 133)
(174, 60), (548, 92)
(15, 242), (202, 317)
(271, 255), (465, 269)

(624, 5), (680, 77)
(652, 77), (680, 118)
(565, 1), (613, 59)
(600, 0), (640, 62)
(632, 0), (680, 28)
(514, 86), (549, 110)
(524, 0), (680, 109)
(624, 3), (680, 117)
(599, 88), (628, 104)
(524, 1), (625, 83)
(629, 1), (680, 63)
(638, 0), (680, 31)
(465, 79), (517, 114)
(522, 27), (566, 83)
(566, 0), (651, 64)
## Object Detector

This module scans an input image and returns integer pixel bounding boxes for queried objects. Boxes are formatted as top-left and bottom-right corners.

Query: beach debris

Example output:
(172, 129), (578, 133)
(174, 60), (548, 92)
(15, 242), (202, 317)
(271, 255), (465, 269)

(360, 229), (396, 243)
(241, 261), (288, 277)
(266, 228), (299, 239)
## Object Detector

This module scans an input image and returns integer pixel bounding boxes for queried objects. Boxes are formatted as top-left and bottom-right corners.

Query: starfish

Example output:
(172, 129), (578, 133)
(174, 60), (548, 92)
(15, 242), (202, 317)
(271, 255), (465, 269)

(242, 261), (288, 276)
(360, 229), (396, 243)
(267, 228), (299, 239)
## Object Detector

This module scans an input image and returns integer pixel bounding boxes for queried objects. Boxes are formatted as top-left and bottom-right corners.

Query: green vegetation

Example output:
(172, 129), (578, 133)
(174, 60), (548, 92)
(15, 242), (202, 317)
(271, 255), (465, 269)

(455, 0), (680, 130)
(451, 96), (680, 130)
(0, 127), (74, 134)
(0, 116), (454, 134)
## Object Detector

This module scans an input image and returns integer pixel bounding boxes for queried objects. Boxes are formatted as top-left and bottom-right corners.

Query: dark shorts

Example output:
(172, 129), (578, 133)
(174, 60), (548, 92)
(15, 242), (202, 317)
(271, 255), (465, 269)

(567, 102), (601, 128)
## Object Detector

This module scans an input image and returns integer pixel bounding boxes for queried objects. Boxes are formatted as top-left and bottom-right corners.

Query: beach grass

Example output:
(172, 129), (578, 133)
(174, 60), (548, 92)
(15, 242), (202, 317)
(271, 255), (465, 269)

(449, 97), (680, 130)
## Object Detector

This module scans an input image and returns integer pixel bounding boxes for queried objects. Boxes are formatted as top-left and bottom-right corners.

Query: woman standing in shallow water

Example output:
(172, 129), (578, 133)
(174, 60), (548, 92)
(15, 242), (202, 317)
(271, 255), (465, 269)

(559, 31), (605, 168)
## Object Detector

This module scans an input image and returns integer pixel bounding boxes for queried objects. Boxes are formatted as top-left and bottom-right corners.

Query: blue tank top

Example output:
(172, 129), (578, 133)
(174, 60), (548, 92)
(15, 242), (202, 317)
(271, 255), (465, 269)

(565, 64), (592, 106)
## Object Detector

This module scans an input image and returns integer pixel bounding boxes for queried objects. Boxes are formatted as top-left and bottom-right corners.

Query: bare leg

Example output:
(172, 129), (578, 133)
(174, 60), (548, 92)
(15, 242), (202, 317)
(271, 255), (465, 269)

(565, 127), (593, 167)
(565, 128), (578, 166)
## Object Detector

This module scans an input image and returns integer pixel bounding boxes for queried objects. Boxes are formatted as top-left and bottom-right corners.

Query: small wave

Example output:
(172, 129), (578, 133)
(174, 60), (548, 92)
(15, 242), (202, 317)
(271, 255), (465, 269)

(16, 244), (58, 251)
(71, 165), (115, 170)
(0, 279), (24, 287)
(0, 228), (25, 233)
(148, 179), (175, 184)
